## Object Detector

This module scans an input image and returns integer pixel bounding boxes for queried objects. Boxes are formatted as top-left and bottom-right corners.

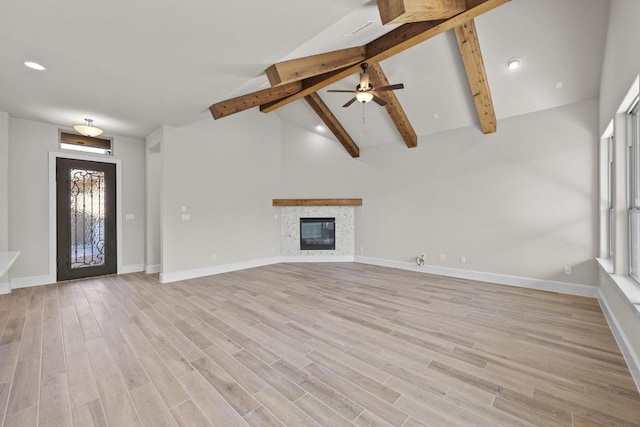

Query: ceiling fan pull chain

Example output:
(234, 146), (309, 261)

(362, 102), (366, 123)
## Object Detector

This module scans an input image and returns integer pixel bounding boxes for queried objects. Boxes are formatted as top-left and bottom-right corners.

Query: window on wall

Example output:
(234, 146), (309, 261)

(60, 132), (112, 155)
(628, 100), (640, 281)
(607, 134), (614, 259)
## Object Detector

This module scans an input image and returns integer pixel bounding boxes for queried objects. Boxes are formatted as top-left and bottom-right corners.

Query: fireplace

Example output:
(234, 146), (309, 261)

(300, 218), (335, 250)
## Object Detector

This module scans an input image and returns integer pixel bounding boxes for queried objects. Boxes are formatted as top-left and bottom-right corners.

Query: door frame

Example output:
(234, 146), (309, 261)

(48, 151), (123, 283)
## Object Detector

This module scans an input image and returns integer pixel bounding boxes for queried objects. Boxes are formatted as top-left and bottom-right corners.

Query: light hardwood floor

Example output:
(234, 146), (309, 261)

(0, 263), (639, 426)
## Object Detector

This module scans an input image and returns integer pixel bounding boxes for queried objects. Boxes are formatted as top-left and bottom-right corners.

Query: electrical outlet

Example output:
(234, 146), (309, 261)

(212, 254), (217, 262)
(439, 254), (445, 262)
(460, 256), (466, 264)
(360, 246), (364, 253)
(564, 266), (572, 275)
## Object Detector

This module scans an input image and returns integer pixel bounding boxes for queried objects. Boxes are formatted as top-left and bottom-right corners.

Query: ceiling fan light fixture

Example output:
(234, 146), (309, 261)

(506, 58), (522, 71)
(355, 91), (374, 103)
(74, 118), (104, 137)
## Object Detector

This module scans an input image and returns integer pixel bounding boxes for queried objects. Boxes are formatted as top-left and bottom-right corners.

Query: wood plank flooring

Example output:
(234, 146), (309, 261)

(0, 263), (638, 426)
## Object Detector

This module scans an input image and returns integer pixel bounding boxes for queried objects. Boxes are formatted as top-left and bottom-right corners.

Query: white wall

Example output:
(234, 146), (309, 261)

(281, 99), (599, 286)
(145, 127), (162, 272)
(9, 119), (58, 280)
(114, 134), (146, 271)
(599, 0), (640, 134)
(0, 112), (8, 253)
(8, 118), (146, 284)
(159, 110), (281, 281)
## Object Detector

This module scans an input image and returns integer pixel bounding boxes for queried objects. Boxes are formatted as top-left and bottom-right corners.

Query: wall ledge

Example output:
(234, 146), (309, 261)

(596, 258), (640, 314)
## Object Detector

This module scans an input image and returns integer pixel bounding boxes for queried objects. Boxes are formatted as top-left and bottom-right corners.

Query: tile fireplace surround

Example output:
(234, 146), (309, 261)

(272, 199), (362, 261)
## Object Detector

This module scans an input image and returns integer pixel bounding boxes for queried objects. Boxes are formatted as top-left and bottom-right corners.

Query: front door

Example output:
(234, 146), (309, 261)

(56, 158), (117, 281)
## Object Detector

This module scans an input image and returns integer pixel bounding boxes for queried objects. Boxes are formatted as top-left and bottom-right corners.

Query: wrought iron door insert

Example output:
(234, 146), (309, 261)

(56, 158), (116, 281)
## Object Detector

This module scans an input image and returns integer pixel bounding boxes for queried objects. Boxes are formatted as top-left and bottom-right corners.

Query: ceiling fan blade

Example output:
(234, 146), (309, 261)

(343, 97), (358, 107)
(375, 83), (405, 92)
(372, 95), (387, 107)
(327, 90), (356, 93)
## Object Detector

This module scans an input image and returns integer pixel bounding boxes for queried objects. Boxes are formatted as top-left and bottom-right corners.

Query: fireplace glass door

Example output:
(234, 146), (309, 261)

(300, 218), (335, 250)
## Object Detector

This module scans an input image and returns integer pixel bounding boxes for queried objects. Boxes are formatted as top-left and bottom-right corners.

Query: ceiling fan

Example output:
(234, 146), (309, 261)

(327, 62), (404, 108)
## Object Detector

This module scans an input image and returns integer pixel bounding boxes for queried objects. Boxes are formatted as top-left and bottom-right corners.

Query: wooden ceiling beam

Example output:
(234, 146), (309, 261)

(304, 92), (360, 158)
(260, 0), (509, 113)
(265, 46), (366, 86)
(366, 63), (417, 148)
(377, 0), (467, 25)
(209, 81), (302, 119)
(454, 19), (496, 133)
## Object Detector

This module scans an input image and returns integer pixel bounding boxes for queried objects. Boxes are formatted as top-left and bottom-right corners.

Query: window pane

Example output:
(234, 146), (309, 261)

(629, 101), (640, 280)
(608, 136), (614, 258)
(631, 210), (640, 281)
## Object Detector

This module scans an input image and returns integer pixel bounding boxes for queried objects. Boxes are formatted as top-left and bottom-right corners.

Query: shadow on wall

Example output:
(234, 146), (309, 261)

(546, 259), (598, 287)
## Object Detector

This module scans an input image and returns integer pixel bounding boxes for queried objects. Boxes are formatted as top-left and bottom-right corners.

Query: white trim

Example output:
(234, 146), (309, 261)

(121, 264), (144, 274)
(145, 264), (161, 274)
(597, 258), (640, 309)
(0, 251), (20, 277)
(10, 274), (54, 289)
(48, 151), (123, 282)
(597, 289), (640, 391)
(159, 257), (281, 284)
(280, 255), (355, 263)
(0, 282), (9, 295)
(616, 74), (640, 114)
(354, 256), (599, 298)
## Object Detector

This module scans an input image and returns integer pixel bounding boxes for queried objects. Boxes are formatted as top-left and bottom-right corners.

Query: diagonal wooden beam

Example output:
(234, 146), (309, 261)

(209, 81), (302, 119)
(366, 63), (417, 148)
(265, 46), (366, 87)
(261, 0), (509, 113)
(454, 19), (496, 133)
(377, 0), (466, 25)
(304, 92), (360, 158)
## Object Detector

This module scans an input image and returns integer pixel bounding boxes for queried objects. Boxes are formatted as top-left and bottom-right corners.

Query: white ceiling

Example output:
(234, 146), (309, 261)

(0, 0), (610, 147)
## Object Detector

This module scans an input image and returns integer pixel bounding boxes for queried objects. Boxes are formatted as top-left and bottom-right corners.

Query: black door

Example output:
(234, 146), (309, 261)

(56, 158), (117, 281)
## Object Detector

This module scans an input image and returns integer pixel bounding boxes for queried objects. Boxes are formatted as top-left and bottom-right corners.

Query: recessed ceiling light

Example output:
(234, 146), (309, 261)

(316, 125), (324, 132)
(24, 61), (46, 71)
(506, 58), (522, 71)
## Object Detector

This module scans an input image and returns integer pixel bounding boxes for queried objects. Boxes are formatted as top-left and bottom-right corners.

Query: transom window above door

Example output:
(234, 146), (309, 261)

(60, 131), (112, 155)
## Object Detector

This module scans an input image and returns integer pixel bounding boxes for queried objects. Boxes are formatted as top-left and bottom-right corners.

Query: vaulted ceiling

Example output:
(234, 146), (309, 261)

(0, 0), (610, 149)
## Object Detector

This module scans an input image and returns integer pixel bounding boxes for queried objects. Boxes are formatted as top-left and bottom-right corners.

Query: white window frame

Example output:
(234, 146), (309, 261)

(628, 100), (640, 282)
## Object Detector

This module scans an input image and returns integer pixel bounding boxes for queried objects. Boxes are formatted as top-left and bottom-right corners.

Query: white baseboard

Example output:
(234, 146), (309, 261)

(280, 255), (355, 263)
(159, 257), (281, 284)
(354, 256), (600, 298)
(121, 264), (144, 274)
(145, 264), (160, 274)
(0, 282), (10, 295)
(597, 290), (640, 391)
(11, 274), (55, 290)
